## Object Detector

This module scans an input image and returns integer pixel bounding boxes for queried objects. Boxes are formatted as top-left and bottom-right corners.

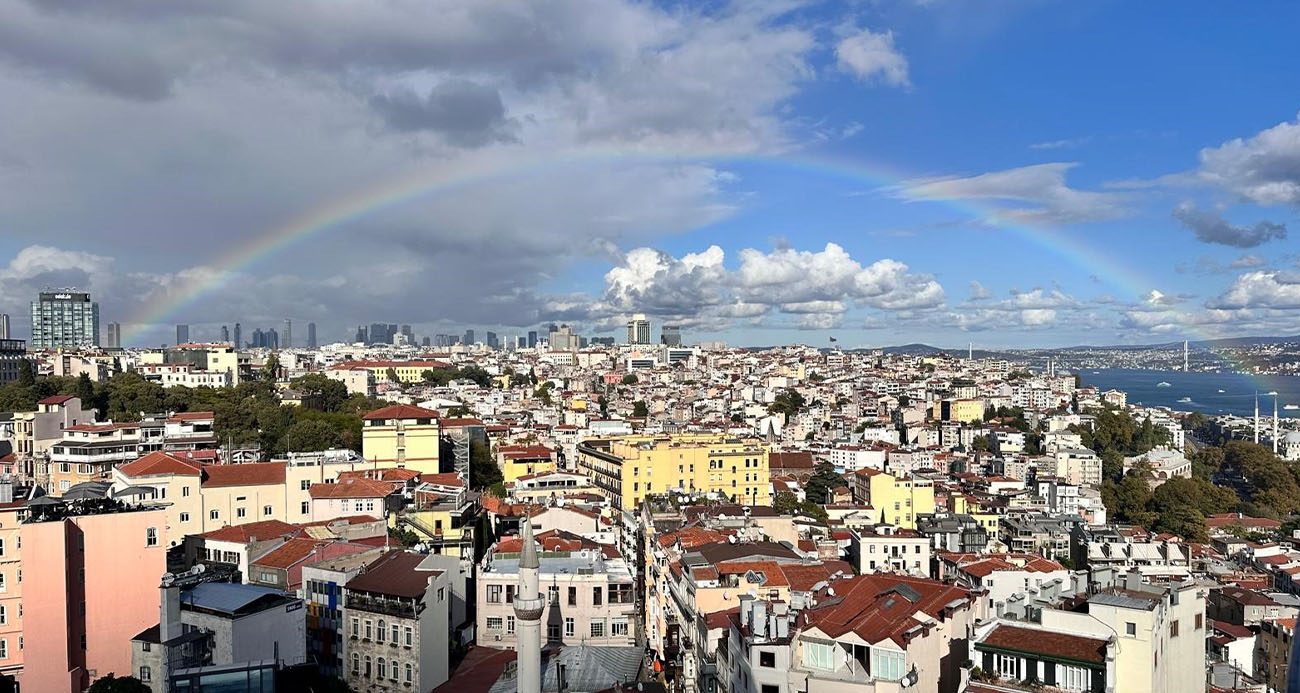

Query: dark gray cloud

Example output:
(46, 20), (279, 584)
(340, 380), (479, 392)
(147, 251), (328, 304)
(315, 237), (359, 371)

(369, 81), (516, 145)
(1171, 202), (1286, 248)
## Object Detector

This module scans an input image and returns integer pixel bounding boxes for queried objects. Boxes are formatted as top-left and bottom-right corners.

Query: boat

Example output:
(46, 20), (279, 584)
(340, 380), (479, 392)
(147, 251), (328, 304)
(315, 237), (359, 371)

(1217, 389), (1225, 393)
(1286, 404), (1299, 411)
(1177, 397), (1192, 403)
(1157, 382), (1171, 387)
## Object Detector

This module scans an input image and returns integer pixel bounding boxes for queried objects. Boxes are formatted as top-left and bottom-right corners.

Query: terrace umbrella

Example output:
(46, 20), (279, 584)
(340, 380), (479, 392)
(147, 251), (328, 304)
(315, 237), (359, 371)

(62, 482), (110, 501)
(25, 495), (61, 508)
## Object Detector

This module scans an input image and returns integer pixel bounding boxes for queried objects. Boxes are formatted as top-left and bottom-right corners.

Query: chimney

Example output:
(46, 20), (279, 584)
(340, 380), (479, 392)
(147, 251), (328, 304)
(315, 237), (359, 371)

(160, 576), (182, 644)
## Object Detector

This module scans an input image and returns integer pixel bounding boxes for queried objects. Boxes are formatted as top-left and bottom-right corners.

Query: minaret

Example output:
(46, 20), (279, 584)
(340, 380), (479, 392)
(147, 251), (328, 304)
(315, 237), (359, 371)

(1183, 340), (1189, 372)
(1274, 394), (1280, 454)
(513, 520), (544, 693)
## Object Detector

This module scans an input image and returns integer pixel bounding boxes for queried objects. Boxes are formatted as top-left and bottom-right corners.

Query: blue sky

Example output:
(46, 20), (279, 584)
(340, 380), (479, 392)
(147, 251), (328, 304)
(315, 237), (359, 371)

(0, 0), (1297, 347)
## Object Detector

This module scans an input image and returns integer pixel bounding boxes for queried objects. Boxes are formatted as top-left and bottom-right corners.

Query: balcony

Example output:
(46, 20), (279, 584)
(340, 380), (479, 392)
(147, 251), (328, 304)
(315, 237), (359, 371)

(346, 593), (421, 620)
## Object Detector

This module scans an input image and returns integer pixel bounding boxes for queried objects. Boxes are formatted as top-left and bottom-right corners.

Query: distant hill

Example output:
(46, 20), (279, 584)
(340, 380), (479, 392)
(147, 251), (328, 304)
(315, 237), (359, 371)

(856, 334), (1300, 354)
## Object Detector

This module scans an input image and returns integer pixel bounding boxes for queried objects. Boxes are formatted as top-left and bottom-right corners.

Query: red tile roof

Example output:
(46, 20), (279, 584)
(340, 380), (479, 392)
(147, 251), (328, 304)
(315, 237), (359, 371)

(38, 395), (76, 405)
(202, 462), (287, 488)
(199, 519), (299, 543)
(118, 451), (202, 478)
(362, 404), (441, 421)
(309, 478), (399, 499)
(804, 574), (972, 646)
(346, 550), (440, 598)
(253, 537), (327, 569)
(422, 472), (465, 488)
(980, 624), (1108, 664)
(167, 411), (215, 422)
(337, 468), (421, 483)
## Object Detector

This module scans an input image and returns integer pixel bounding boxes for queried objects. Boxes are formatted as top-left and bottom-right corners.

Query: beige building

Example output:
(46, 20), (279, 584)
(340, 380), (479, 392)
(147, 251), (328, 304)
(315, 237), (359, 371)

(343, 551), (451, 692)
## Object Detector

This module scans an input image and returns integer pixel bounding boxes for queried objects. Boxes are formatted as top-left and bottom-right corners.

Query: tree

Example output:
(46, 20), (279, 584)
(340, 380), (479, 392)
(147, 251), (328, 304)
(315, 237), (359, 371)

(621, 373), (639, 386)
(805, 462), (845, 504)
(632, 400), (649, 418)
(104, 371), (166, 421)
(469, 438), (501, 490)
(1101, 475), (1158, 529)
(768, 389), (807, 417)
(290, 373), (350, 412)
(534, 382), (554, 406)
(285, 419), (343, 452)
(731, 413), (744, 424)
(598, 395), (609, 418)
(17, 359), (35, 387)
(971, 435), (989, 453)
(88, 675), (151, 693)
(772, 490), (829, 522)
(75, 372), (95, 405)
(385, 367), (400, 383)
(262, 354), (280, 383)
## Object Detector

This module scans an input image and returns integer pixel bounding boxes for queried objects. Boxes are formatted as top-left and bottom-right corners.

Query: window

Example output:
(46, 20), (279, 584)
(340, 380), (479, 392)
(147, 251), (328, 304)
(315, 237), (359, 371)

(0, 539), (5, 556)
(568, 586), (578, 606)
(1195, 613), (1204, 630)
(611, 618), (628, 637)
(593, 587), (602, 606)
(761, 686), (779, 693)
(392, 623), (400, 643)
(405, 626), (413, 646)
(351, 653), (359, 674)
(182, 486), (190, 497)
(210, 509), (219, 521)
(564, 617), (575, 638)
(759, 651), (775, 668)
(487, 617), (504, 630)
(377, 657), (387, 679)
(364, 655), (372, 678)
(300, 501), (309, 514)
(803, 640), (834, 670)
(548, 585), (559, 605)
(179, 512), (190, 523)
(236, 507), (247, 519)
(138, 665), (149, 681)
(377, 620), (386, 642)
(146, 527), (158, 547)
(1170, 619), (1180, 638)
(506, 585), (515, 603)
(507, 616), (515, 634)
(1057, 664), (1091, 691)
(1125, 621), (1136, 636)
(405, 663), (413, 683)
(351, 618), (359, 637)
(591, 620), (605, 638)
(993, 653), (1020, 680)
(0, 606), (6, 625)
(301, 480), (311, 491)
(364, 620), (373, 639)
(548, 623), (561, 640)
(487, 585), (503, 603)
(872, 648), (906, 681)
(263, 505), (273, 516)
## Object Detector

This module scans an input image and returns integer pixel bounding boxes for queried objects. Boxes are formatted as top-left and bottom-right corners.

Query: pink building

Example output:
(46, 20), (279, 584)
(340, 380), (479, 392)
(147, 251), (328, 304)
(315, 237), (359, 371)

(20, 506), (168, 692)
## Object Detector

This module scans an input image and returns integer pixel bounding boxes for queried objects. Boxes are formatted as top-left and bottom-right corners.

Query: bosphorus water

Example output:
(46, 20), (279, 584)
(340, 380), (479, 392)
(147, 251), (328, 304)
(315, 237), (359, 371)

(1080, 369), (1300, 418)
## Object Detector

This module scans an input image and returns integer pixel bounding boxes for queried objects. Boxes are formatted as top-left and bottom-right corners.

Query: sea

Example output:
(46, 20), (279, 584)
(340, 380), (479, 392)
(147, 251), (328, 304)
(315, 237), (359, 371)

(1079, 369), (1300, 419)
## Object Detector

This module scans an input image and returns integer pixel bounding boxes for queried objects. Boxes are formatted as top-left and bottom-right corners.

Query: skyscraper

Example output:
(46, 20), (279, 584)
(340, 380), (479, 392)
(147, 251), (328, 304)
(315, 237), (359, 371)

(527, 330), (537, 348)
(369, 322), (389, 345)
(485, 331), (498, 349)
(626, 314), (651, 344)
(176, 324), (189, 345)
(220, 325), (230, 344)
(307, 322), (317, 348)
(283, 319), (292, 348)
(233, 322), (242, 350)
(106, 322), (121, 349)
(463, 329), (475, 345)
(355, 325), (367, 343)
(0, 313), (8, 340)
(30, 290), (100, 348)
(660, 325), (682, 346)
(267, 328), (279, 350)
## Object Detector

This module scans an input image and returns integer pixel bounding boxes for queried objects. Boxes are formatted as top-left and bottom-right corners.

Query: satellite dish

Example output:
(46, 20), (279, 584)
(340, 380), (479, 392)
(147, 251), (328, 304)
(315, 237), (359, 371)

(900, 669), (919, 688)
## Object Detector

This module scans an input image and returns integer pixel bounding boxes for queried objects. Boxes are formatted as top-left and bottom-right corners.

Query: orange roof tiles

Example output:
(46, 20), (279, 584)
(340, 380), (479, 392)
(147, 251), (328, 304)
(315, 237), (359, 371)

(118, 451), (202, 478)
(981, 624), (1108, 664)
(199, 519), (298, 543)
(201, 462), (286, 488)
(362, 404), (440, 421)
(309, 477), (399, 499)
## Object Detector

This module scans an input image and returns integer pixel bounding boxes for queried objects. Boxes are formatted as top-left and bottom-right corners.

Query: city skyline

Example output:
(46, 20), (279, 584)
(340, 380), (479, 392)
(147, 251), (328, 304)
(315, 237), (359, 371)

(1, 3), (1299, 349)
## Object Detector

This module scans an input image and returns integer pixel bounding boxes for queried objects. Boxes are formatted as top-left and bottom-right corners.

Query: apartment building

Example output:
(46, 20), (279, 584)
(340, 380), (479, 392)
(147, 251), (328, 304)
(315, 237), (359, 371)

(361, 404), (441, 474)
(302, 548), (386, 680)
(848, 525), (931, 576)
(577, 433), (770, 511)
(477, 529), (636, 649)
(851, 468), (936, 530)
(342, 551), (451, 692)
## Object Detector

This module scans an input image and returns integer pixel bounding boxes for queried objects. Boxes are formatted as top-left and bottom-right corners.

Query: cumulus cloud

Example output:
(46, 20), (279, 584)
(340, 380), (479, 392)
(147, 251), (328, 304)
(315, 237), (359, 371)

(896, 163), (1130, 225)
(1195, 111), (1300, 205)
(572, 242), (945, 331)
(1209, 271), (1300, 310)
(968, 281), (991, 300)
(835, 29), (910, 87)
(1171, 202), (1286, 248)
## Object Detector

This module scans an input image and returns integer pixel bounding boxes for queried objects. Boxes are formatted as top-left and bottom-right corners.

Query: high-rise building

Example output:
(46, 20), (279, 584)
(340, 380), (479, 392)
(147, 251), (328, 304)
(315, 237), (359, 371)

(220, 325), (230, 344)
(485, 331), (498, 349)
(463, 329), (475, 345)
(550, 324), (580, 351)
(626, 314), (651, 344)
(105, 322), (121, 349)
(233, 323), (242, 350)
(421, 336), (430, 347)
(267, 328), (279, 350)
(527, 330), (538, 348)
(307, 322), (317, 348)
(283, 319), (292, 348)
(0, 338), (23, 385)
(660, 324), (682, 346)
(400, 324), (413, 339)
(0, 313), (9, 340)
(355, 325), (367, 343)
(368, 323), (387, 345)
(175, 324), (189, 345)
(30, 290), (100, 349)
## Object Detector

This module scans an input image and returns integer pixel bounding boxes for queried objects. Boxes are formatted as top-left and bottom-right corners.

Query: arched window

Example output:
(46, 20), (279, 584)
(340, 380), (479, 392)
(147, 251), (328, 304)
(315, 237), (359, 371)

(377, 657), (387, 679)
(364, 655), (372, 678)
(351, 653), (359, 674)
(377, 620), (386, 643)
(405, 663), (413, 683)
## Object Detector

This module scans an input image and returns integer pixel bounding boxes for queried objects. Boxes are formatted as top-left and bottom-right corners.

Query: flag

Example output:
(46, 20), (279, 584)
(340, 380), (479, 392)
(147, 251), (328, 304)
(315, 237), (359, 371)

(829, 336), (838, 343)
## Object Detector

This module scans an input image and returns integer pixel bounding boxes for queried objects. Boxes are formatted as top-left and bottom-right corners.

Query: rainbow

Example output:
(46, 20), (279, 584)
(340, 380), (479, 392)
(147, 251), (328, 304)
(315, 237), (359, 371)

(121, 147), (1253, 372)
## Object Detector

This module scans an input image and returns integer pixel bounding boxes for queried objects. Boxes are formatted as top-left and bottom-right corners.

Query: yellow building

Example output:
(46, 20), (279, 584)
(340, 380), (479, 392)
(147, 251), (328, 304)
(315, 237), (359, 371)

(856, 469), (935, 529)
(932, 398), (985, 423)
(497, 444), (558, 484)
(576, 433), (770, 511)
(330, 360), (452, 385)
(950, 493), (1001, 536)
(362, 404), (441, 473)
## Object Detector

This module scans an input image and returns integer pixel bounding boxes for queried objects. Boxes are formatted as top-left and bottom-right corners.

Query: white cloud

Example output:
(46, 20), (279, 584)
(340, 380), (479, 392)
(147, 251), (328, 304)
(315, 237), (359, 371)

(1195, 111), (1300, 205)
(1019, 309), (1057, 326)
(1209, 271), (1300, 310)
(835, 29), (910, 88)
(896, 163), (1131, 225)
